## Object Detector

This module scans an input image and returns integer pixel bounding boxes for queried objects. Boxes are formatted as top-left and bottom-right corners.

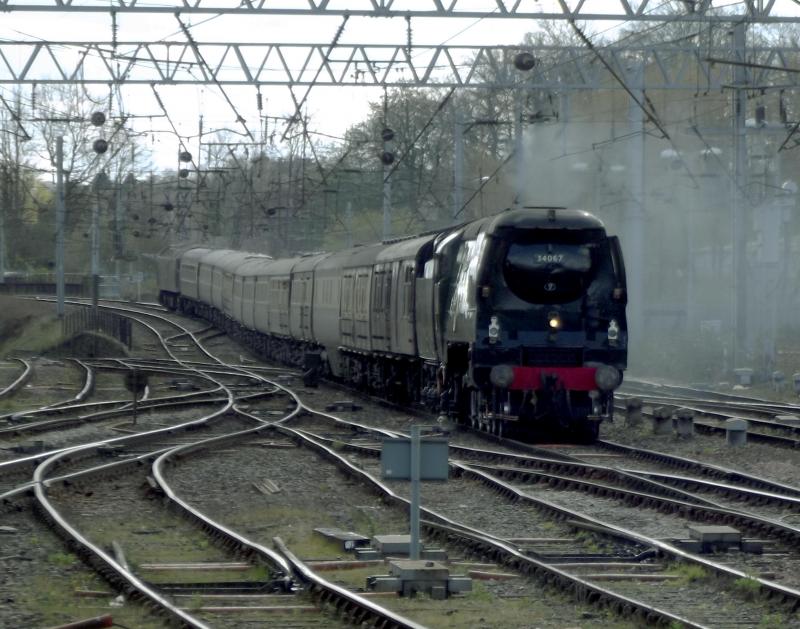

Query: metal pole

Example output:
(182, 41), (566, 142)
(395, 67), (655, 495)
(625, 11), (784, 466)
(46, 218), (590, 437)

(625, 63), (645, 360)
(91, 186), (100, 279)
(731, 22), (748, 368)
(382, 148), (392, 241)
(410, 425), (421, 560)
(453, 99), (464, 222)
(513, 91), (523, 209)
(346, 200), (353, 248)
(0, 165), (6, 284)
(115, 178), (122, 290)
(56, 136), (65, 319)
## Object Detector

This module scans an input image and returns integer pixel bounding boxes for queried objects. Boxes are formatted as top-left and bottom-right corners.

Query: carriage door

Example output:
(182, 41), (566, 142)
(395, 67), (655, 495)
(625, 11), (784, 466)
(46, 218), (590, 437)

(340, 271), (355, 346)
(301, 274), (312, 339)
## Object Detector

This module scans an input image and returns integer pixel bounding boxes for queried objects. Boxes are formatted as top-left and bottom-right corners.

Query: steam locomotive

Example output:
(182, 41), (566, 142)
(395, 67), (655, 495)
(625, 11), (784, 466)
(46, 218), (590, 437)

(156, 207), (628, 442)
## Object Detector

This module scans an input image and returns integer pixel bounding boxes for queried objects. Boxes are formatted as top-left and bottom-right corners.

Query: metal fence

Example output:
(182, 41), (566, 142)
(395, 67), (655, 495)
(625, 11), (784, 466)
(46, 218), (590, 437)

(62, 308), (132, 349)
(0, 274), (89, 296)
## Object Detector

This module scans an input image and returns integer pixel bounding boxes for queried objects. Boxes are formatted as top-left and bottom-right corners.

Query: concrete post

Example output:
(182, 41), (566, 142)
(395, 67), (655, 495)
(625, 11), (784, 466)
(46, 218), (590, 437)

(675, 408), (694, 439)
(733, 368), (753, 386)
(731, 22), (749, 366)
(652, 406), (672, 435)
(772, 371), (785, 392)
(625, 62), (645, 362)
(793, 373), (800, 395)
(55, 136), (65, 319)
(725, 418), (747, 446)
(625, 397), (643, 428)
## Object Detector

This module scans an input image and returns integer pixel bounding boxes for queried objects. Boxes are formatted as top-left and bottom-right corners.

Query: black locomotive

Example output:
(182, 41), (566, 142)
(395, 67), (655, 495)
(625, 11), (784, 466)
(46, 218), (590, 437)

(156, 207), (628, 441)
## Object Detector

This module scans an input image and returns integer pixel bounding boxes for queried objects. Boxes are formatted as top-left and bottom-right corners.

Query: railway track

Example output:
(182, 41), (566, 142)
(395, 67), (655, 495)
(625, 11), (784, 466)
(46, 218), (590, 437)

(8, 297), (800, 627)
(272, 400), (798, 626)
(621, 379), (800, 444)
(286, 414), (797, 626)
(3, 298), (431, 628)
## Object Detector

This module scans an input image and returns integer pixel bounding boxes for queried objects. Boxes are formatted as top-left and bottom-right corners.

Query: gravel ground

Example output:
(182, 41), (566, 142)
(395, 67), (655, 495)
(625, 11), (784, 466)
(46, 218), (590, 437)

(165, 437), (639, 629)
(10, 299), (800, 628)
(0, 503), (165, 628)
(602, 417), (800, 492)
(0, 358), (83, 413)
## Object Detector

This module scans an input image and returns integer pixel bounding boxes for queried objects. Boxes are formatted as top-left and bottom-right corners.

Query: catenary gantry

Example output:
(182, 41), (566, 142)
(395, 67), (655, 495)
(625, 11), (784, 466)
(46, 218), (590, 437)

(1, 0), (800, 21)
(1, 42), (800, 88)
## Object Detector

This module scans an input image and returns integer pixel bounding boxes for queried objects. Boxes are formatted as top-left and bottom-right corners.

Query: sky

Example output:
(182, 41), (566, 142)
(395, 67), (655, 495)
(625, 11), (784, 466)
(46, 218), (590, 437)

(0, 9), (545, 170)
(3, 1), (800, 171)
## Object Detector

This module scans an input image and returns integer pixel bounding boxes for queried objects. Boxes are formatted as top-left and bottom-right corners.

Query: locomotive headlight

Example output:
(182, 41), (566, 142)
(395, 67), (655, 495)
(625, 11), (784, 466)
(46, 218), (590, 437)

(594, 364), (622, 391)
(488, 316), (500, 342)
(607, 319), (620, 345)
(490, 364), (515, 388)
(548, 312), (561, 329)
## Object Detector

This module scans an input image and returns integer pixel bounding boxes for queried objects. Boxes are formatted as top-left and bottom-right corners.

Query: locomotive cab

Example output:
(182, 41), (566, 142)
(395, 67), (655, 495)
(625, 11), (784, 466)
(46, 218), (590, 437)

(443, 208), (627, 442)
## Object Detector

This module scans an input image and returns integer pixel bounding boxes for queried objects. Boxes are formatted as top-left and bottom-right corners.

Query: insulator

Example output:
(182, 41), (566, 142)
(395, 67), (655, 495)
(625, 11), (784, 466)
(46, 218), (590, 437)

(380, 151), (394, 165)
(90, 112), (106, 127)
(93, 138), (109, 154)
(179, 151), (192, 163)
(381, 128), (394, 142)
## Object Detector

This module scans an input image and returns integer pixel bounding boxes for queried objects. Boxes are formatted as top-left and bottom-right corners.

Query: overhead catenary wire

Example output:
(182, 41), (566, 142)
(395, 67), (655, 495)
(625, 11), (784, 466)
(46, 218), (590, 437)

(280, 14), (350, 144)
(174, 13), (255, 143)
(566, 18), (701, 189)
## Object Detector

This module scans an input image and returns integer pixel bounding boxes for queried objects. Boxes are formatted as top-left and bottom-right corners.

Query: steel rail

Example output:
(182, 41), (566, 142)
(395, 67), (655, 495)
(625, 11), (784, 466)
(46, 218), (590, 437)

(0, 383), (221, 423)
(278, 422), (706, 628)
(273, 537), (429, 629)
(282, 410), (800, 620)
(461, 461), (800, 544)
(0, 358), (32, 399)
(624, 378), (800, 409)
(457, 463), (800, 607)
(27, 303), (244, 626)
(150, 370), (430, 628)
(448, 440), (800, 513)
(33, 445), (212, 628)
(312, 431), (800, 558)
(616, 394), (800, 441)
(597, 439), (800, 498)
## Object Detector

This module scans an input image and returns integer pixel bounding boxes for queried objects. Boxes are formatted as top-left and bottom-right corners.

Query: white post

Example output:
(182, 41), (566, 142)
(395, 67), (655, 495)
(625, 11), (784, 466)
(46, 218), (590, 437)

(731, 23), (749, 368)
(625, 63), (646, 360)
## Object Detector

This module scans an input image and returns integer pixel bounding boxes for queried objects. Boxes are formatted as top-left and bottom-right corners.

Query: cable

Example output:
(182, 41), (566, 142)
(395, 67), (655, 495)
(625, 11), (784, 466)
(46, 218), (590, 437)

(281, 14), (350, 143)
(566, 19), (700, 189)
(383, 86), (456, 184)
(174, 13), (255, 142)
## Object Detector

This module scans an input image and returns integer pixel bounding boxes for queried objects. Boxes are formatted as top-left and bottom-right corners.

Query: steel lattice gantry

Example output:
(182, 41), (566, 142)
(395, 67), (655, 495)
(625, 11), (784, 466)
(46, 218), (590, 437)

(2, 42), (800, 88)
(2, 0), (800, 21)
